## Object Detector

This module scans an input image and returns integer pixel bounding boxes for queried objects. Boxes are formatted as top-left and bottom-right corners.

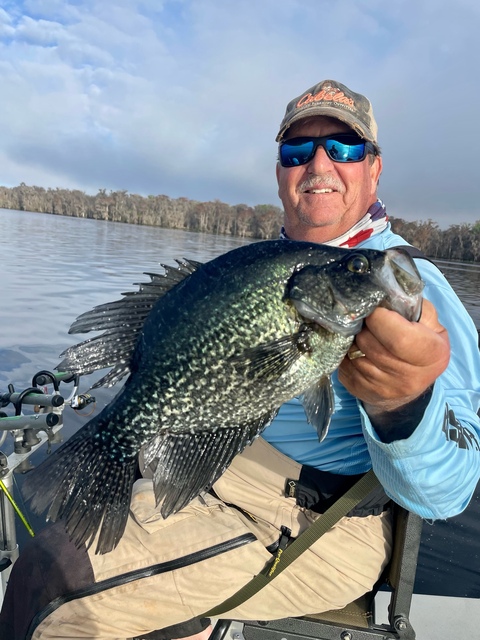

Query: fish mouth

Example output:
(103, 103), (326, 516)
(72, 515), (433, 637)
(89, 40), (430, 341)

(377, 249), (424, 321)
(286, 260), (380, 338)
(291, 296), (364, 337)
(286, 247), (424, 338)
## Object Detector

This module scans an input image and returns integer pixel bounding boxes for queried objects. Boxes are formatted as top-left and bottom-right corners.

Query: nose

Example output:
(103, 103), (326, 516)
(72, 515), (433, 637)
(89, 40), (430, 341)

(307, 144), (336, 173)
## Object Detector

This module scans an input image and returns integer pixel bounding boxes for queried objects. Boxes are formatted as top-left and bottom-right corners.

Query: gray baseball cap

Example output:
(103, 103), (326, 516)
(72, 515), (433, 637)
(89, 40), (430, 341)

(276, 79), (379, 153)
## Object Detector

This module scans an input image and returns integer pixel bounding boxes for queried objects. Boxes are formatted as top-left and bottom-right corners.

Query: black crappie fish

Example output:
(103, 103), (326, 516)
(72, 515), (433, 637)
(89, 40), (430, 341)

(23, 240), (423, 554)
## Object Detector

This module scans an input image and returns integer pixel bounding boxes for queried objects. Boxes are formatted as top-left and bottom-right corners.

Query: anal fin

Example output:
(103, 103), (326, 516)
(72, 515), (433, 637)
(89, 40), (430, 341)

(144, 411), (278, 517)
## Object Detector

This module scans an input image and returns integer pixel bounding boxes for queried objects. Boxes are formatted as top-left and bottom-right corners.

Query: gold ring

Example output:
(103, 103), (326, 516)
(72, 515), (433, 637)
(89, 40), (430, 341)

(348, 348), (366, 360)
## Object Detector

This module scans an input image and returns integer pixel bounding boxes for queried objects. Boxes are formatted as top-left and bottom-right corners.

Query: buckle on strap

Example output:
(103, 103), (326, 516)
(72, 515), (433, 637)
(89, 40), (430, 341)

(266, 524), (292, 555)
(285, 478), (297, 499)
(267, 526), (292, 577)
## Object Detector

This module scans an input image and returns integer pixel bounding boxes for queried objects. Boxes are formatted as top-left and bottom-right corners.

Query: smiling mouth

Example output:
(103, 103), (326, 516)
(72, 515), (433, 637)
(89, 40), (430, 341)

(304, 187), (335, 194)
(299, 175), (345, 195)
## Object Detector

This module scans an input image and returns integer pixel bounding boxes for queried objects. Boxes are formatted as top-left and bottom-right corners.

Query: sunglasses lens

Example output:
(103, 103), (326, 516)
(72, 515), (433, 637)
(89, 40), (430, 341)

(325, 137), (366, 162)
(280, 135), (369, 166)
(279, 139), (315, 167)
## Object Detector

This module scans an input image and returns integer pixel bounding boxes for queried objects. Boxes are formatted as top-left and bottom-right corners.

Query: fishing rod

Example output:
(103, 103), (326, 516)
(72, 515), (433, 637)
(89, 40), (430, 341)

(0, 368), (95, 603)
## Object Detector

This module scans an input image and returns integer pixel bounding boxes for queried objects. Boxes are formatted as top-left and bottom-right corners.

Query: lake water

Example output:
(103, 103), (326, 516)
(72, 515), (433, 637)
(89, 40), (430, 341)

(0, 208), (479, 631)
(0, 208), (252, 389)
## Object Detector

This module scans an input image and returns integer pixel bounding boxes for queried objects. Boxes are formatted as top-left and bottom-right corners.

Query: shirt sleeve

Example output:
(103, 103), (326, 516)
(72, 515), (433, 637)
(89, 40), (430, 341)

(360, 260), (480, 519)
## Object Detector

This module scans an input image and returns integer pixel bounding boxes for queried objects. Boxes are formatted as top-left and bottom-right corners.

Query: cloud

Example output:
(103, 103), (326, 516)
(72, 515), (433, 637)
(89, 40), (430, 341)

(0, 0), (479, 225)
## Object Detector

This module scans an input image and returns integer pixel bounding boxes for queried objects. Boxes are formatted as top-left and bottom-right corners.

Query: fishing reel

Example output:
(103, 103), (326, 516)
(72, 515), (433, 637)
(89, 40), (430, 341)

(0, 369), (96, 456)
(71, 392), (96, 411)
(0, 369), (92, 546)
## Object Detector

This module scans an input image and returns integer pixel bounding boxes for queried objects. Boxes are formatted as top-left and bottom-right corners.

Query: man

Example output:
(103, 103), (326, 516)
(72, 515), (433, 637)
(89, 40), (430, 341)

(1, 80), (479, 640)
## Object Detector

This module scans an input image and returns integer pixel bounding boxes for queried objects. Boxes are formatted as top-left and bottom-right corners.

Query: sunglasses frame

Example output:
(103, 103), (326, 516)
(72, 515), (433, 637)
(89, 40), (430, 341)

(278, 133), (376, 167)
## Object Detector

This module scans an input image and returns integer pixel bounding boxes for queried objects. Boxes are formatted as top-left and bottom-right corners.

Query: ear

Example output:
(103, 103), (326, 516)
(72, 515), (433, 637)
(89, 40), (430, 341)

(370, 155), (383, 189)
(276, 161), (282, 198)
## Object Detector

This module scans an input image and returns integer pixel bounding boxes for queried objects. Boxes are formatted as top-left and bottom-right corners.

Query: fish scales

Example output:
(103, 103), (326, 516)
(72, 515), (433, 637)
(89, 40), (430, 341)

(23, 240), (423, 553)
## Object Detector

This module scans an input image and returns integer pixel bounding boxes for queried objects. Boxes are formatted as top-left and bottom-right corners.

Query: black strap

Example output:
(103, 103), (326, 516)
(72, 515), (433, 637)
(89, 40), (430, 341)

(390, 244), (440, 269)
(392, 245), (427, 259)
(26, 533), (256, 639)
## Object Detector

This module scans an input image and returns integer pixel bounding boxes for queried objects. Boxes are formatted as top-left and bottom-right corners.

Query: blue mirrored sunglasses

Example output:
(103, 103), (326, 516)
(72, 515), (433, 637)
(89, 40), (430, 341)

(279, 134), (376, 167)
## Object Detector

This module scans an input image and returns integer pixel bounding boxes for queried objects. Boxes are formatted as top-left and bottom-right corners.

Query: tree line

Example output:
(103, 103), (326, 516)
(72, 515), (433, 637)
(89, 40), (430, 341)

(0, 183), (283, 240)
(1, 183), (479, 261)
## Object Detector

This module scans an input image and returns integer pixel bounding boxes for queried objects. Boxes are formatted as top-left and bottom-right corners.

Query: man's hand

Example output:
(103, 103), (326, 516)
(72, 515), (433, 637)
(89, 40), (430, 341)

(338, 299), (450, 418)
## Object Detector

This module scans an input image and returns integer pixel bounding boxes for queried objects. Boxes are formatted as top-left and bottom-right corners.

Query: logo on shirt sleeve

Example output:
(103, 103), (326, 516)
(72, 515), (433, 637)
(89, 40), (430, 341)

(442, 405), (480, 450)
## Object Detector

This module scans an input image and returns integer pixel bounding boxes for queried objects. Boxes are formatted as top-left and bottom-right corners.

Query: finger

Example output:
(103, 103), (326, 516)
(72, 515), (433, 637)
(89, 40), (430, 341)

(362, 306), (449, 365)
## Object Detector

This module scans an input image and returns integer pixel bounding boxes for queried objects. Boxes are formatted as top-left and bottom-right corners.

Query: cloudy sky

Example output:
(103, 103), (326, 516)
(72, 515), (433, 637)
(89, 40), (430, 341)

(0, 0), (479, 228)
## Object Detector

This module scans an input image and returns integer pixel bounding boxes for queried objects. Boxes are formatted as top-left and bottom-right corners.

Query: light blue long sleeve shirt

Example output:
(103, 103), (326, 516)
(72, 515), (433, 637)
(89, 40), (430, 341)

(263, 224), (480, 519)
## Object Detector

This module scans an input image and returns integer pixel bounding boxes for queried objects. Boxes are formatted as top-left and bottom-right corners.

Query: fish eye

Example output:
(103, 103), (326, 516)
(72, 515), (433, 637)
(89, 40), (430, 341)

(347, 254), (370, 274)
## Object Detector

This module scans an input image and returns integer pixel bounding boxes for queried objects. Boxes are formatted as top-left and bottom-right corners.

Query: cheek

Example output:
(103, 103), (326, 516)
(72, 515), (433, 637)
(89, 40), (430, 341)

(339, 165), (375, 197)
(277, 168), (299, 200)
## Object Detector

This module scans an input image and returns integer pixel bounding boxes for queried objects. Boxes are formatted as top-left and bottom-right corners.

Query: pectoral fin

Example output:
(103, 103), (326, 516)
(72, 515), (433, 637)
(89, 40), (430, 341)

(230, 325), (314, 382)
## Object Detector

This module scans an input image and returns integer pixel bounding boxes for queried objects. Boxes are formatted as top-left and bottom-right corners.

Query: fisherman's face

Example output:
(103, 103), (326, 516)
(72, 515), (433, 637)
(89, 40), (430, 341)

(276, 116), (382, 243)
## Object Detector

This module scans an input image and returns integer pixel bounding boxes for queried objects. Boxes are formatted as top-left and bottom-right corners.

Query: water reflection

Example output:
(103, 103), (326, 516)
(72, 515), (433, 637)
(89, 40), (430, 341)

(436, 259), (480, 327)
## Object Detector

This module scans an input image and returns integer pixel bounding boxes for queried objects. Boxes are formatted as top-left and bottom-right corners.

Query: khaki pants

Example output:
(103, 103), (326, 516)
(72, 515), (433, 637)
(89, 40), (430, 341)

(32, 438), (392, 640)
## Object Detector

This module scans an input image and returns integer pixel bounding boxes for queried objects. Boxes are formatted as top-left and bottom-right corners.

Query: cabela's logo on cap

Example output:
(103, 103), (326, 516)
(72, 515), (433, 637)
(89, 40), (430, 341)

(296, 84), (355, 110)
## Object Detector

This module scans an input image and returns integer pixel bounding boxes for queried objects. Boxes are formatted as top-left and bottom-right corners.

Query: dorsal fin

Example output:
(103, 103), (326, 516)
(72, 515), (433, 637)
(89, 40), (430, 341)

(57, 259), (201, 387)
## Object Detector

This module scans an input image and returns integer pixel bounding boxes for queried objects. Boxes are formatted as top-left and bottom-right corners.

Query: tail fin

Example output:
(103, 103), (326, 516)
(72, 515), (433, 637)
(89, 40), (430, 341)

(22, 422), (137, 554)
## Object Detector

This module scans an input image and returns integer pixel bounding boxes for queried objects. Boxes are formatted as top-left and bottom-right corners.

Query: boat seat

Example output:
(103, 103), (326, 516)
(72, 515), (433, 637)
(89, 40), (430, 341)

(211, 504), (423, 640)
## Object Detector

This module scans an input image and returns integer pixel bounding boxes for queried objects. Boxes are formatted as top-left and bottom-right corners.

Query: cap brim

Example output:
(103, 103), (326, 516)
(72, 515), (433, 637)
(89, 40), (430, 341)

(276, 105), (377, 148)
